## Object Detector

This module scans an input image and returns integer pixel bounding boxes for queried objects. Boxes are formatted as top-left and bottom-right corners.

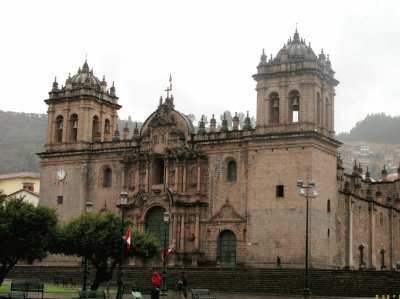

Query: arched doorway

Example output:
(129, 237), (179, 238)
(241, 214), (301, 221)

(145, 206), (169, 265)
(217, 230), (236, 267)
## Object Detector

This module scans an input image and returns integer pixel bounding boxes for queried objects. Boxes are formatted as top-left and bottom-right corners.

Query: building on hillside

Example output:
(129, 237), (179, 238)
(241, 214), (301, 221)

(0, 172), (40, 195)
(38, 29), (400, 270)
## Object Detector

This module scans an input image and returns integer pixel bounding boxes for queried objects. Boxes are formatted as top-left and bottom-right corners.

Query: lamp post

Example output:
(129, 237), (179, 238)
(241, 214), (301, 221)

(83, 201), (93, 291)
(161, 211), (170, 297)
(297, 180), (317, 298)
(116, 192), (128, 299)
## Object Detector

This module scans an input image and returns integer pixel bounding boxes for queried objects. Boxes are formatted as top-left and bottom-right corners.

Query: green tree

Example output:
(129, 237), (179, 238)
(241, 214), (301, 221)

(0, 195), (58, 285)
(57, 212), (160, 290)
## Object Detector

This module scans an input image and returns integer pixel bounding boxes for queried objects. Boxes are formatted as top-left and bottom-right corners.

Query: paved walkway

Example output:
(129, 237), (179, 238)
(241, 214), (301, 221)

(43, 292), (373, 299)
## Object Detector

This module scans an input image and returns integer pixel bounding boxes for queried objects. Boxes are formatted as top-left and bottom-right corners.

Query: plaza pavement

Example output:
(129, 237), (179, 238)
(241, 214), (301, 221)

(43, 292), (374, 299)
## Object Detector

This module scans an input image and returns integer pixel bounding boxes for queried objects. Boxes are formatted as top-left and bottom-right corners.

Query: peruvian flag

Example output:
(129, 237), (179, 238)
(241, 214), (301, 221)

(125, 228), (131, 250)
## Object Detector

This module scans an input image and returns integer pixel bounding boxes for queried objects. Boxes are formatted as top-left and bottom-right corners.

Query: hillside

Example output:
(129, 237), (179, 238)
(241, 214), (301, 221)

(336, 113), (400, 144)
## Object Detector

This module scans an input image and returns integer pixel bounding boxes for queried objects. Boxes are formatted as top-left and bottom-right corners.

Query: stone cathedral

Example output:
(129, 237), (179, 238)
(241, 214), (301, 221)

(39, 30), (400, 270)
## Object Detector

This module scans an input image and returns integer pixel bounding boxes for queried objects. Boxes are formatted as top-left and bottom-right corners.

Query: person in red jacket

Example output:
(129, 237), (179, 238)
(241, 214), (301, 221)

(152, 271), (161, 286)
(151, 271), (161, 299)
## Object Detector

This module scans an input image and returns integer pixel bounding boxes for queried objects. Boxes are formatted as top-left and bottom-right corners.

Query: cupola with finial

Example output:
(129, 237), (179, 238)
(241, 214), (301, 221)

(220, 114), (229, 132)
(132, 122), (140, 140)
(123, 123), (130, 140)
(381, 165), (388, 182)
(112, 124), (120, 142)
(242, 111), (252, 131)
(209, 114), (216, 133)
(52, 77), (59, 92)
(197, 116), (206, 134)
(232, 112), (239, 131)
(110, 81), (116, 97)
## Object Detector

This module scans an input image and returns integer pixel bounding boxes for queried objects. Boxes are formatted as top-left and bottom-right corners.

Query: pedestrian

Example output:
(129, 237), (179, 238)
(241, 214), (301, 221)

(178, 272), (187, 299)
(277, 256), (282, 269)
(151, 271), (161, 299)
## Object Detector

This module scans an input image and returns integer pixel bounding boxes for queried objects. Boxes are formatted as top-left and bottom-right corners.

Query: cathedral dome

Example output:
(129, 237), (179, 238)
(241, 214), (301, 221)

(69, 60), (101, 89)
(274, 29), (317, 62)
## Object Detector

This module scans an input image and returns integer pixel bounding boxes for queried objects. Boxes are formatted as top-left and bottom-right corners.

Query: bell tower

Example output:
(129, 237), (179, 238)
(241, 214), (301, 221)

(253, 29), (339, 137)
(44, 60), (121, 151)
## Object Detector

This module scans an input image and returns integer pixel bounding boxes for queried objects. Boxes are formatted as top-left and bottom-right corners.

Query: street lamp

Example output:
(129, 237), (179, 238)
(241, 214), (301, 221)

(297, 180), (317, 298)
(161, 211), (170, 297)
(116, 192), (128, 299)
(83, 201), (93, 291)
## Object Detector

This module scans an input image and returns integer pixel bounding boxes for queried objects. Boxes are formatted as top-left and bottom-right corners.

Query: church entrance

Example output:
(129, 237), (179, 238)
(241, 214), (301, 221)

(145, 206), (169, 265)
(217, 230), (236, 267)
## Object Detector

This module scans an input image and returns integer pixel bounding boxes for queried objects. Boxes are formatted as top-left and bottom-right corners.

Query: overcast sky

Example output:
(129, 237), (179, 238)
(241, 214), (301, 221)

(0, 0), (399, 133)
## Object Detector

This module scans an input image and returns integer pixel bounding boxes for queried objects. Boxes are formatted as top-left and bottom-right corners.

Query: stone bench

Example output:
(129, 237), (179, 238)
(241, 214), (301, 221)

(11, 280), (44, 299)
(191, 289), (216, 299)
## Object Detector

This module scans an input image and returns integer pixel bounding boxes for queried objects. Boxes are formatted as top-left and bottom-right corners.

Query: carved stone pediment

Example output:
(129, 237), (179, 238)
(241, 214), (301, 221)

(209, 198), (246, 223)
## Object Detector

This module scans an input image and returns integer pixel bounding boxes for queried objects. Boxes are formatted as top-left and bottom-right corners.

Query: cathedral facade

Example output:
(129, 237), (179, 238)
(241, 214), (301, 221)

(39, 30), (400, 269)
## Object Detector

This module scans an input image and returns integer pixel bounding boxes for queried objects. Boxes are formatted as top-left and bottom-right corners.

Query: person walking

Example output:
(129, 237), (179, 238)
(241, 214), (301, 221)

(277, 256), (282, 269)
(179, 272), (187, 299)
(151, 271), (161, 299)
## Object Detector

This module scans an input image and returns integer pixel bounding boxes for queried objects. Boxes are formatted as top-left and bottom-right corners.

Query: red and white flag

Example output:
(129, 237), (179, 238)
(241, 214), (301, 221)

(125, 228), (131, 250)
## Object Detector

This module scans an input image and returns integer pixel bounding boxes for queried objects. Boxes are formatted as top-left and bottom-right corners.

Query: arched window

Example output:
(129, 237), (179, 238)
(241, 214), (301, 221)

(92, 115), (100, 141)
(327, 199), (331, 212)
(327, 229), (330, 237)
(104, 119), (111, 141)
(152, 157), (164, 184)
(380, 212), (383, 225)
(69, 114), (78, 142)
(227, 160), (237, 182)
(218, 230), (236, 267)
(103, 167), (112, 187)
(55, 115), (63, 143)
(269, 92), (279, 124)
(289, 90), (300, 123)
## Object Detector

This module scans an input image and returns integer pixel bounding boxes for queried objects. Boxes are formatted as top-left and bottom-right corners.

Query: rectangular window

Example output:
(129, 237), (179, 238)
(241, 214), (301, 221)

(57, 196), (63, 204)
(276, 185), (284, 197)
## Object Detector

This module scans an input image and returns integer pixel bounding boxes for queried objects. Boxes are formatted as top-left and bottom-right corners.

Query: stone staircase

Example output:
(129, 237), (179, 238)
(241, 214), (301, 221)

(7, 266), (400, 297)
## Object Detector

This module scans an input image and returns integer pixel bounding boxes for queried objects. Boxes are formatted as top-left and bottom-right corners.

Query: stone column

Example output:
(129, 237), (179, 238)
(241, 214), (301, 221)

(145, 161), (150, 193)
(195, 208), (200, 250)
(174, 163), (179, 192)
(165, 160), (169, 188)
(180, 213), (185, 251)
(347, 196), (353, 268)
(183, 163), (187, 193)
(369, 203), (376, 268)
(389, 208), (394, 269)
(196, 163), (201, 193)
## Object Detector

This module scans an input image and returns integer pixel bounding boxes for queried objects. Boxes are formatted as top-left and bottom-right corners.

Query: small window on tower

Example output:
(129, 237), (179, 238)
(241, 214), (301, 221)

(103, 167), (112, 187)
(57, 196), (63, 204)
(276, 185), (284, 197)
(227, 160), (237, 182)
